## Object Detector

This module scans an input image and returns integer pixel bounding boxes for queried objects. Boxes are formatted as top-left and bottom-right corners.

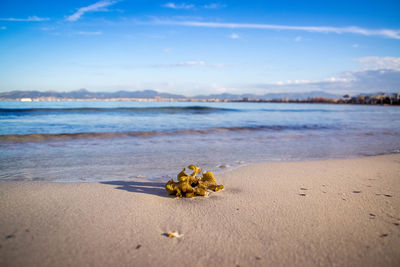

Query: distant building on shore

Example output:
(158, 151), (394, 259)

(343, 93), (400, 105)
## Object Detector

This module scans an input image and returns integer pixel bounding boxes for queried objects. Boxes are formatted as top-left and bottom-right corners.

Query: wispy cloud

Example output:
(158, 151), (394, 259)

(153, 60), (224, 68)
(41, 26), (56, 31)
(162, 2), (225, 10)
(229, 33), (240, 39)
(204, 3), (226, 9)
(153, 20), (400, 39)
(0, 16), (50, 22)
(352, 43), (359, 48)
(66, 0), (118, 22)
(294, 36), (302, 42)
(76, 31), (103, 35)
(163, 3), (195, 9)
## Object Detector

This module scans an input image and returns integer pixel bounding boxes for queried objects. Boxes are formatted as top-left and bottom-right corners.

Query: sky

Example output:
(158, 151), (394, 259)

(0, 0), (399, 96)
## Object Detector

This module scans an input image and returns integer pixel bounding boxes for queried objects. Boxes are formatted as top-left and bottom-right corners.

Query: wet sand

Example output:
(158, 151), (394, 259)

(1, 154), (399, 266)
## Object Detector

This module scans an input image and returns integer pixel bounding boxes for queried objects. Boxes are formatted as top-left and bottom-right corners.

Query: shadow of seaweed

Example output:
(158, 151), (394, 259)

(101, 180), (170, 198)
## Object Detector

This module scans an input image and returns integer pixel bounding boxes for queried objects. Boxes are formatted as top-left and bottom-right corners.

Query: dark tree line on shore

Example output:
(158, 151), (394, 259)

(236, 93), (400, 105)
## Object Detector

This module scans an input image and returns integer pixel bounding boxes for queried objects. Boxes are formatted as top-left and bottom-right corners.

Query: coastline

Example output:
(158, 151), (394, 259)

(1, 154), (399, 266)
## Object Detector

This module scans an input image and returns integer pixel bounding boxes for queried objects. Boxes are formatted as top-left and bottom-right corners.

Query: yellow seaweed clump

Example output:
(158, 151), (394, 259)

(165, 165), (224, 198)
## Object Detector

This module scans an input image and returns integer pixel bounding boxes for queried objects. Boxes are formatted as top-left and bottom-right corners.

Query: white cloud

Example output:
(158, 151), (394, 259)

(229, 33), (239, 39)
(355, 56), (400, 71)
(153, 20), (400, 39)
(76, 31), (103, 35)
(210, 83), (228, 93)
(274, 80), (311, 85)
(352, 43), (359, 48)
(251, 57), (400, 94)
(294, 36), (302, 42)
(154, 60), (224, 68)
(0, 16), (50, 22)
(66, 0), (118, 22)
(163, 3), (195, 9)
(204, 3), (226, 9)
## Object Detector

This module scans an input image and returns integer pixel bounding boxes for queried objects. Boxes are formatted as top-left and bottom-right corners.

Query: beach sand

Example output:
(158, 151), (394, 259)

(1, 154), (399, 266)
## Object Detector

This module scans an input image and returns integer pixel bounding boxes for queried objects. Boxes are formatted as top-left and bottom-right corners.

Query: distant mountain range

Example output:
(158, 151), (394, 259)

(0, 89), (184, 100)
(193, 91), (342, 100)
(0, 89), (343, 100)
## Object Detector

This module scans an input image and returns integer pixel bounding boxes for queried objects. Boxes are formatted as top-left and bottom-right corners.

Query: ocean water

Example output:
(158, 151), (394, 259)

(0, 101), (399, 182)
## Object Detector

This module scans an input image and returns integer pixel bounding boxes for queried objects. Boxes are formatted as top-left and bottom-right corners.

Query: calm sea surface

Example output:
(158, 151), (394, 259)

(1, 101), (399, 182)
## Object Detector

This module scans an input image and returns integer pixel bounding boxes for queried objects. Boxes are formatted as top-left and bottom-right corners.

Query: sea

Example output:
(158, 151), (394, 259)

(1, 101), (399, 182)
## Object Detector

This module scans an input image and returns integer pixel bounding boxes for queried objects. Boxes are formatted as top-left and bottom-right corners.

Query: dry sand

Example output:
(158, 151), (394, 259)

(1, 154), (399, 266)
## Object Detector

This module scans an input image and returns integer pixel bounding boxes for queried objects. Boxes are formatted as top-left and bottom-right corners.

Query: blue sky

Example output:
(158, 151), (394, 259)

(0, 0), (399, 96)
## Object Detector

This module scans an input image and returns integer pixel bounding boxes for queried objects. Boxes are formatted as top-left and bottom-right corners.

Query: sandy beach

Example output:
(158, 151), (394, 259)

(0, 154), (399, 266)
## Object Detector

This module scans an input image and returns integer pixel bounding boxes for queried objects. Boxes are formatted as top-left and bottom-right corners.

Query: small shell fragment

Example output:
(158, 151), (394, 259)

(167, 231), (183, 238)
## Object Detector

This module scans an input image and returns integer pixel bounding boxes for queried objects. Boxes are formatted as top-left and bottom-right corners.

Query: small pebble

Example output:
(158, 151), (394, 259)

(136, 244), (141, 249)
(352, 190), (361, 193)
(380, 234), (388, 238)
(299, 193), (306, 197)
(384, 194), (392, 197)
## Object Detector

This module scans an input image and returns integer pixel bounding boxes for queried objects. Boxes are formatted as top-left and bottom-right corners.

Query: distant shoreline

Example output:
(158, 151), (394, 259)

(1, 89), (399, 105)
(1, 97), (399, 105)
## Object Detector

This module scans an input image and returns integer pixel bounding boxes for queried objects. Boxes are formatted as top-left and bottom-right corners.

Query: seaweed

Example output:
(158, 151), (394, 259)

(165, 165), (224, 197)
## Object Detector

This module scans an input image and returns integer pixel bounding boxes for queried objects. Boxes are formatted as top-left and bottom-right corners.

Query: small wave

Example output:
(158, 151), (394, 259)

(261, 109), (334, 113)
(0, 106), (238, 115)
(0, 124), (332, 144)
